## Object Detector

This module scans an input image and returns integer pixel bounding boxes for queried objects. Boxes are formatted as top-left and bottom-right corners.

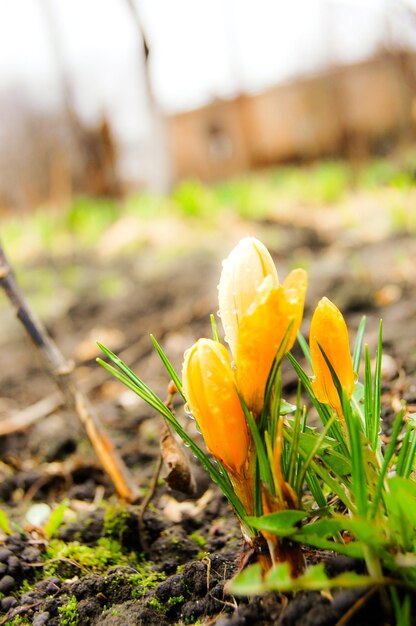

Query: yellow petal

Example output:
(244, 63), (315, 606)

(310, 297), (355, 414)
(182, 338), (249, 473)
(282, 268), (308, 351)
(235, 269), (307, 415)
(218, 237), (278, 357)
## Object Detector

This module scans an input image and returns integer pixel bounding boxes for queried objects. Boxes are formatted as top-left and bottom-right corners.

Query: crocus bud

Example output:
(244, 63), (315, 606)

(310, 297), (355, 414)
(182, 338), (250, 474)
(218, 237), (279, 357)
(218, 238), (307, 415)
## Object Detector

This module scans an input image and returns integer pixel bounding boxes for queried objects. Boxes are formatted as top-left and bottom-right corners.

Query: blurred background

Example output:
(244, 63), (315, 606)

(1, 0), (416, 210)
(0, 0), (416, 517)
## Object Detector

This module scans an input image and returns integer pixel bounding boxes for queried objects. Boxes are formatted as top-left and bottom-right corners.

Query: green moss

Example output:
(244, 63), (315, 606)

(128, 567), (167, 599)
(43, 537), (139, 578)
(103, 504), (131, 542)
(58, 595), (78, 626)
(168, 594), (185, 606)
(148, 597), (164, 611)
(189, 533), (206, 548)
(8, 617), (31, 626)
(197, 550), (210, 560)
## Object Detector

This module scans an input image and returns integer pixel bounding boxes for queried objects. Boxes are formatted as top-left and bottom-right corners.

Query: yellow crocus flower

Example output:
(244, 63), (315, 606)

(218, 238), (307, 416)
(310, 297), (355, 415)
(182, 338), (250, 474)
(235, 269), (307, 415)
(218, 237), (279, 358)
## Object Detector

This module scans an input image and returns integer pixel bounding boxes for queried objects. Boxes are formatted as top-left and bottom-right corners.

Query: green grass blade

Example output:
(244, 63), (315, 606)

(396, 423), (416, 479)
(296, 330), (312, 370)
(342, 391), (368, 517)
(371, 410), (404, 518)
(290, 533), (365, 559)
(287, 352), (349, 457)
(286, 384), (302, 487)
(352, 316), (366, 374)
(363, 345), (374, 443)
(210, 314), (221, 342)
(241, 397), (274, 496)
(294, 414), (336, 496)
(283, 428), (355, 511)
(150, 334), (186, 401)
(305, 468), (327, 509)
(372, 321), (383, 451)
(260, 321), (293, 432)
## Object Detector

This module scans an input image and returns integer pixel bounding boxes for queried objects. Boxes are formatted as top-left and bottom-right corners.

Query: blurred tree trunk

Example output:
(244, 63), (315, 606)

(125, 0), (172, 192)
(40, 0), (122, 200)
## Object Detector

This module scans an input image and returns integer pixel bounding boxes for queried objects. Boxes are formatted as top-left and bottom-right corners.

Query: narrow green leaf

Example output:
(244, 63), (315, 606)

(295, 413), (337, 495)
(230, 554), (383, 596)
(396, 422), (416, 479)
(280, 400), (297, 416)
(305, 468), (327, 509)
(383, 478), (416, 553)
(246, 510), (307, 535)
(364, 345), (373, 442)
(297, 517), (345, 536)
(371, 410), (404, 518)
(241, 396), (275, 495)
(210, 314), (221, 342)
(261, 321), (293, 431)
(266, 562), (377, 592)
(44, 499), (70, 538)
(342, 391), (368, 517)
(352, 316), (366, 374)
(284, 427), (354, 510)
(227, 563), (265, 595)
(291, 533), (365, 559)
(390, 588), (412, 626)
(286, 385), (302, 488)
(150, 335), (186, 401)
(297, 330), (312, 369)
(287, 353), (349, 457)
(372, 321), (383, 451)
(0, 510), (12, 535)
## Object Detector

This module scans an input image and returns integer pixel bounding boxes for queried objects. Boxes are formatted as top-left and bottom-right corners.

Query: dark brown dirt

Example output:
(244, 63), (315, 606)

(0, 217), (415, 625)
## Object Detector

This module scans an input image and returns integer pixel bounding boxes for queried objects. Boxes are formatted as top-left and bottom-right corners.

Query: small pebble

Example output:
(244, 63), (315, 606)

(0, 548), (12, 563)
(0, 563), (7, 576)
(1, 595), (18, 611)
(20, 591), (43, 605)
(7, 555), (21, 575)
(32, 611), (51, 626)
(0, 574), (16, 593)
(21, 546), (41, 562)
(34, 576), (61, 594)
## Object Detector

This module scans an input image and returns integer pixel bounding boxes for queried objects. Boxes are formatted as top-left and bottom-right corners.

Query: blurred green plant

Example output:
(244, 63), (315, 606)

(2, 154), (415, 263)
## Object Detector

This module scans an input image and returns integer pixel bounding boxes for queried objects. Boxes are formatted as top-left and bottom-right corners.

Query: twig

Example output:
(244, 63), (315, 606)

(334, 586), (379, 626)
(0, 244), (140, 503)
(160, 386), (195, 494)
(0, 392), (63, 436)
(138, 453), (163, 551)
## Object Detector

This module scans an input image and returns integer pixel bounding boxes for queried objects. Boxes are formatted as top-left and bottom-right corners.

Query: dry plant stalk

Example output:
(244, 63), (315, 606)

(0, 244), (140, 503)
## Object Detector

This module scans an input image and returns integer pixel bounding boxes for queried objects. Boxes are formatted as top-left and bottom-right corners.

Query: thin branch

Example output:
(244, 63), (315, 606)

(0, 244), (140, 503)
(0, 392), (63, 436)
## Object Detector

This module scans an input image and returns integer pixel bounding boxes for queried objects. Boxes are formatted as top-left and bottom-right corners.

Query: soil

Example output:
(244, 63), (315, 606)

(0, 210), (415, 625)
